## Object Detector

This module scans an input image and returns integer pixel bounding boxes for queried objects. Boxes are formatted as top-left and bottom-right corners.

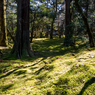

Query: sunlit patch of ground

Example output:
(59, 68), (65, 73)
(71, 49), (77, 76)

(0, 38), (95, 95)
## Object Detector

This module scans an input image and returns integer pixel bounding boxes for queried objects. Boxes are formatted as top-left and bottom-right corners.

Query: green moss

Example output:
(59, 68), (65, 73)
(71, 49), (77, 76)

(0, 38), (95, 95)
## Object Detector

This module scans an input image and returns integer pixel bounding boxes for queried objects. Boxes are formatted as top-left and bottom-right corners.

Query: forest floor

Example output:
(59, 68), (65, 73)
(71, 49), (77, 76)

(0, 37), (95, 95)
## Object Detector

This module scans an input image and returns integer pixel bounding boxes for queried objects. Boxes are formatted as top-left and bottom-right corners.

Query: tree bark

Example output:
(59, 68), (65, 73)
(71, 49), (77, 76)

(64, 0), (74, 46)
(85, 0), (89, 17)
(11, 0), (34, 58)
(0, 0), (8, 46)
(74, 0), (95, 47)
(50, 0), (57, 39)
(94, 0), (95, 9)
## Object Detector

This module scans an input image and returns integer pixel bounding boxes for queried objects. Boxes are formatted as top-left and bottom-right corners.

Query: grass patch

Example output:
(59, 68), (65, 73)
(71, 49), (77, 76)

(0, 38), (95, 95)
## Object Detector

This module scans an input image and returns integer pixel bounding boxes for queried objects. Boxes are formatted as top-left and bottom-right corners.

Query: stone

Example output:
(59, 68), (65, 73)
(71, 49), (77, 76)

(88, 54), (94, 58)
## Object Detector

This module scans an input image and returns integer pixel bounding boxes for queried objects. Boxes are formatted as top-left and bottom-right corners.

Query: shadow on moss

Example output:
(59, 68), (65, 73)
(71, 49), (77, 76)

(1, 83), (14, 91)
(78, 77), (95, 95)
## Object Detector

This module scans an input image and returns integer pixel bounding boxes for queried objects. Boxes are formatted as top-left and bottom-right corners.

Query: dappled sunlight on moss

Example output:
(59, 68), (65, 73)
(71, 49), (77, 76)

(13, 70), (27, 76)
(1, 83), (14, 92)
(0, 38), (95, 94)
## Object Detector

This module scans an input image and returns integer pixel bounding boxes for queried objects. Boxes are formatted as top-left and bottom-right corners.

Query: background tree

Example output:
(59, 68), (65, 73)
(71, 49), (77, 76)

(6, 0), (17, 42)
(74, 0), (95, 47)
(3, 0), (95, 51)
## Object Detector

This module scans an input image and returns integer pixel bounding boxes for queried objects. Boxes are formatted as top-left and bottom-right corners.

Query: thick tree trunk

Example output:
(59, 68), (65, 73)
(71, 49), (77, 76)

(0, 32), (3, 43)
(64, 0), (74, 46)
(74, 0), (95, 47)
(94, 0), (95, 9)
(11, 0), (34, 58)
(93, 0), (95, 33)
(0, 0), (8, 46)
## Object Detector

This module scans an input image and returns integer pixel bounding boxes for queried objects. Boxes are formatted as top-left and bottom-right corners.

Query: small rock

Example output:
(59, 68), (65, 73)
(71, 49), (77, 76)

(30, 86), (33, 88)
(88, 54), (94, 58)
(81, 63), (84, 65)
(78, 58), (85, 62)
(75, 64), (79, 67)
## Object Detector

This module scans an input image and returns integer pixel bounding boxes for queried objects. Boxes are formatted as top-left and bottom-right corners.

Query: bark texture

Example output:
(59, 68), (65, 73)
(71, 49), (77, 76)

(64, 0), (74, 46)
(0, 0), (7, 46)
(12, 0), (34, 58)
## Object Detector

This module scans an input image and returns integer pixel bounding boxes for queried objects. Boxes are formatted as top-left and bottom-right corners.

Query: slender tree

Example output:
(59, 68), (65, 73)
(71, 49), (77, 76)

(11, 0), (34, 58)
(50, 0), (57, 39)
(0, 0), (8, 46)
(74, 0), (95, 47)
(30, 13), (36, 43)
(64, 0), (74, 46)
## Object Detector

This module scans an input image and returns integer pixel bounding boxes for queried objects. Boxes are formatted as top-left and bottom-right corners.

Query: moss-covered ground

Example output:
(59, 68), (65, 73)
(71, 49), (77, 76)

(0, 37), (95, 95)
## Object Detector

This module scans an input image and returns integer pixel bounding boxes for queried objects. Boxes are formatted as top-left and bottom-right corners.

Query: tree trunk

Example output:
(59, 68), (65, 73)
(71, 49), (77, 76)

(30, 26), (34, 43)
(0, 32), (3, 43)
(50, 0), (57, 39)
(85, 0), (89, 17)
(93, 0), (95, 33)
(7, 29), (15, 42)
(0, 0), (8, 46)
(74, 0), (95, 47)
(50, 19), (54, 39)
(64, 0), (74, 46)
(40, 27), (43, 38)
(11, 0), (34, 58)
(58, 14), (61, 38)
(30, 13), (36, 43)
(30, 21), (34, 43)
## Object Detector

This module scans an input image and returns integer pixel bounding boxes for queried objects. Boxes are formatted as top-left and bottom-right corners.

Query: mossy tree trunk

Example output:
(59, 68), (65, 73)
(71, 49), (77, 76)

(64, 0), (74, 46)
(74, 0), (95, 47)
(11, 0), (34, 58)
(0, 0), (8, 46)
